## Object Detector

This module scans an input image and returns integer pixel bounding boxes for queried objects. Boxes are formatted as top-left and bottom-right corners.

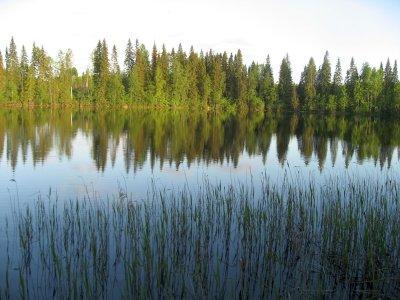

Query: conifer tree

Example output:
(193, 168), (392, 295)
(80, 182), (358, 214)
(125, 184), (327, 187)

(107, 45), (125, 103)
(130, 42), (150, 102)
(154, 45), (168, 104)
(345, 58), (358, 104)
(0, 51), (4, 100)
(247, 62), (262, 109)
(233, 50), (247, 107)
(332, 59), (347, 110)
(31, 45), (53, 104)
(298, 57), (317, 110)
(92, 40), (110, 102)
(278, 55), (293, 108)
(316, 51), (331, 105)
(210, 54), (225, 107)
(186, 46), (199, 104)
(55, 49), (75, 103)
(5, 37), (20, 102)
(259, 55), (276, 109)
(196, 52), (210, 106)
(124, 39), (135, 95)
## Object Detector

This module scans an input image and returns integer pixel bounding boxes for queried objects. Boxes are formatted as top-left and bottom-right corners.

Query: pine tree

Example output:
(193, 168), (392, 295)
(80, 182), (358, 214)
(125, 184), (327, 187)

(345, 58), (358, 104)
(332, 59), (342, 96)
(210, 54), (225, 107)
(316, 51), (331, 106)
(278, 55), (293, 108)
(124, 39), (135, 95)
(0, 51), (4, 100)
(298, 57), (317, 110)
(197, 52), (211, 106)
(233, 50), (247, 107)
(382, 59), (399, 111)
(332, 59), (347, 110)
(154, 45), (168, 104)
(247, 62), (262, 109)
(186, 46), (199, 104)
(92, 40), (110, 102)
(5, 37), (20, 102)
(130, 43), (150, 102)
(107, 45), (125, 103)
(259, 55), (276, 109)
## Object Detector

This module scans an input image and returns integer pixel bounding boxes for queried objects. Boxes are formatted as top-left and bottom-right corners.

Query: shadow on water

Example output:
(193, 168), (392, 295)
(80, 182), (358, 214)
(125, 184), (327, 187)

(0, 108), (400, 172)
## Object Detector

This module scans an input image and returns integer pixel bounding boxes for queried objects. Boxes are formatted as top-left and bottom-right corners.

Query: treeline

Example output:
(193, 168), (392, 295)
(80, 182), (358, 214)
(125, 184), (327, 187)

(0, 37), (399, 112)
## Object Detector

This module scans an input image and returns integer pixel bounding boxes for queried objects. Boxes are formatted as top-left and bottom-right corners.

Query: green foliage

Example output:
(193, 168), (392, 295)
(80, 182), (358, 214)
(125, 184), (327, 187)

(299, 58), (317, 110)
(0, 51), (5, 100)
(259, 55), (276, 109)
(278, 55), (293, 109)
(0, 37), (398, 113)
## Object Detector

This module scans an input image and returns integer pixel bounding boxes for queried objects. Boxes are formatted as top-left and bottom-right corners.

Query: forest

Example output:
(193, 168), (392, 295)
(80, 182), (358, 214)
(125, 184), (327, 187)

(0, 37), (399, 112)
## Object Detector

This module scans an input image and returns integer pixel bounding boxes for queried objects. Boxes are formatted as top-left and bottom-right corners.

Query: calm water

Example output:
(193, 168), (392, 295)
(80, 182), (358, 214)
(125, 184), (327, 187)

(0, 109), (399, 206)
(1, 109), (400, 298)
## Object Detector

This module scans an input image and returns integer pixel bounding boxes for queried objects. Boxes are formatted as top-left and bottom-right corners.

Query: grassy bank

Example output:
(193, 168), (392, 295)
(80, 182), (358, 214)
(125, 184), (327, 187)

(1, 175), (400, 298)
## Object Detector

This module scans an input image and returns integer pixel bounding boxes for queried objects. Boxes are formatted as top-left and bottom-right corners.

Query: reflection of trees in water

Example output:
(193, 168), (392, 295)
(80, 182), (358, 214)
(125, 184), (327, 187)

(0, 109), (399, 172)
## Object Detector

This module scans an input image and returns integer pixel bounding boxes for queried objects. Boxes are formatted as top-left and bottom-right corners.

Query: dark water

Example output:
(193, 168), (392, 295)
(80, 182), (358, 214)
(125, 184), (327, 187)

(0, 109), (399, 206)
(1, 109), (400, 298)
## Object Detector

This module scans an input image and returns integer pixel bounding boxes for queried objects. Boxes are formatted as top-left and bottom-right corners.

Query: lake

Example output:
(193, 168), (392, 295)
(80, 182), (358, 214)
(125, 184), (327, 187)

(0, 109), (399, 204)
(1, 108), (400, 298)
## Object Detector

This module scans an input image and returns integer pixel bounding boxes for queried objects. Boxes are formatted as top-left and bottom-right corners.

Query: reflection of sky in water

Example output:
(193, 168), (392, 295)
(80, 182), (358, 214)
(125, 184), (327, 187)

(1, 131), (399, 214)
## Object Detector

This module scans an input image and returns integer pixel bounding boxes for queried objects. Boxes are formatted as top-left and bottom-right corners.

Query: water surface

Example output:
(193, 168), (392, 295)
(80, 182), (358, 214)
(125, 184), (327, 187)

(0, 109), (399, 206)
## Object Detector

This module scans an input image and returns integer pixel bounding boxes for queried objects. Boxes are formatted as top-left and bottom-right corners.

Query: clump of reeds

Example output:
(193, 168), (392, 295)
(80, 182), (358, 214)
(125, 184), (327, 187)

(1, 174), (400, 298)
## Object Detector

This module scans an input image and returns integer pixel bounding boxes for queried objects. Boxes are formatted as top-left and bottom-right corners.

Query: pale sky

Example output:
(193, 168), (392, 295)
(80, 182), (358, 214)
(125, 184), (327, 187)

(0, 0), (399, 80)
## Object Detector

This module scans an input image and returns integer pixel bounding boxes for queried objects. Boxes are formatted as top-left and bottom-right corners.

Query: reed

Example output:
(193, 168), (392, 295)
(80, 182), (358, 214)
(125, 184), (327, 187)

(1, 174), (400, 298)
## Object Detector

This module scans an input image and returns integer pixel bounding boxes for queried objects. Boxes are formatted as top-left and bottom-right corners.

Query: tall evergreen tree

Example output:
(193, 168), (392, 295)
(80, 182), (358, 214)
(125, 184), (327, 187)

(196, 52), (210, 106)
(298, 57), (317, 110)
(247, 62), (262, 109)
(0, 51), (4, 100)
(332, 59), (347, 110)
(233, 50), (247, 107)
(92, 40), (110, 102)
(316, 51), (331, 105)
(278, 55), (293, 108)
(107, 45), (125, 102)
(259, 55), (276, 108)
(5, 37), (20, 102)
(130, 42), (150, 102)
(154, 45), (168, 104)
(210, 54), (226, 106)
(345, 57), (358, 105)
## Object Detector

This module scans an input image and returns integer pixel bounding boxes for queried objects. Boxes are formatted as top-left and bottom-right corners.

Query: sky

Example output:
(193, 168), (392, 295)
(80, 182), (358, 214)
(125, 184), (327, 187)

(0, 0), (399, 80)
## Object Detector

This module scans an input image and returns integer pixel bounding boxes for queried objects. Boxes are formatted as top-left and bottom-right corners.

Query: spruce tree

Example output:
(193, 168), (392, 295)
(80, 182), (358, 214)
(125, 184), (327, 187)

(5, 37), (20, 102)
(92, 40), (110, 102)
(130, 43), (150, 102)
(278, 55), (293, 108)
(332, 59), (347, 110)
(0, 51), (4, 100)
(210, 54), (225, 107)
(247, 62), (262, 109)
(316, 51), (331, 105)
(345, 58), (358, 105)
(299, 57), (317, 110)
(196, 52), (210, 107)
(107, 45), (125, 103)
(154, 45), (168, 104)
(233, 50), (247, 107)
(259, 55), (276, 109)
